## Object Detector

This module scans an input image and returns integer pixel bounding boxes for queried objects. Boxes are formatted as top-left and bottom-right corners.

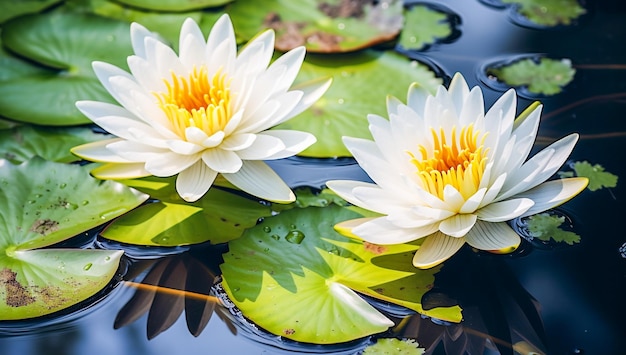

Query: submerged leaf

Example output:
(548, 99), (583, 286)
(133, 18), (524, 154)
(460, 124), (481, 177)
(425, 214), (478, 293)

(227, 0), (403, 52)
(278, 50), (441, 157)
(526, 213), (580, 245)
(220, 205), (461, 344)
(101, 177), (272, 246)
(398, 4), (454, 50)
(501, 0), (586, 26)
(0, 12), (133, 125)
(363, 338), (425, 354)
(487, 57), (575, 95)
(565, 161), (618, 191)
(0, 158), (148, 320)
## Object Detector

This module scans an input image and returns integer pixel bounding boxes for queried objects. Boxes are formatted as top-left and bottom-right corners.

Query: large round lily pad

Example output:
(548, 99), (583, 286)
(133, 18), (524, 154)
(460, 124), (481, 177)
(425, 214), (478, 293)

(0, 158), (148, 320)
(275, 50), (442, 157)
(0, 11), (133, 125)
(227, 0), (403, 52)
(114, 0), (232, 12)
(0, 0), (61, 24)
(101, 177), (273, 246)
(220, 205), (462, 343)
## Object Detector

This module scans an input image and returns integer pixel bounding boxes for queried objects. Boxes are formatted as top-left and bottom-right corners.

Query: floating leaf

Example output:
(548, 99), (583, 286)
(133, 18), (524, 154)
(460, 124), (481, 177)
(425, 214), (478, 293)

(526, 213), (581, 245)
(101, 177), (272, 246)
(564, 161), (618, 191)
(227, 0), (403, 52)
(114, 0), (232, 12)
(398, 4), (453, 50)
(501, 0), (586, 26)
(220, 205), (461, 344)
(363, 338), (425, 354)
(0, 12), (133, 125)
(0, 158), (148, 320)
(486, 57), (575, 95)
(0, 125), (107, 164)
(0, 36), (50, 82)
(277, 50), (442, 157)
(0, 0), (61, 24)
(293, 187), (348, 208)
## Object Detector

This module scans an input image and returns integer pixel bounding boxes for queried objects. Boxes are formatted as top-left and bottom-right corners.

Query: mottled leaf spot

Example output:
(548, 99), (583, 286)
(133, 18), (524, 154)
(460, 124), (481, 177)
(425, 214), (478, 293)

(1, 268), (35, 307)
(30, 218), (59, 235)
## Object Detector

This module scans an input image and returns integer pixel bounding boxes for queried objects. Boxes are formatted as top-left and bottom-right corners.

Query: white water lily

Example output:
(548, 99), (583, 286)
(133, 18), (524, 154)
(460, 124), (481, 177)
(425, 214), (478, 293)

(72, 15), (331, 203)
(327, 73), (588, 269)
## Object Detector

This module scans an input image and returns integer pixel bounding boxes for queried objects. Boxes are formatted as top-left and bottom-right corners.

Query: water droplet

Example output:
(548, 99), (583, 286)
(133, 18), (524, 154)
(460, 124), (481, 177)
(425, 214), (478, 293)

(160, 236), (169, 242)
(263, 226), (272, 233)
(233, 287), (240, 292)
(337, 22), (345, 30)
(27, 200), (36, 204)
(289, 224), (297, 230)
(99, 208), (127, 220)
(34, 194), (42, 198)
(337, 98), (344, 104)
(271, 234), (280, 240)
(59, 183), (67, 189)
(81, 200), (89, 206)
(328, 246), (339, 255)
(104, 256), (111, 261)
(285, 230), (305, 244)
(263, 248), (270, 252)
(83, 263), (93, 271)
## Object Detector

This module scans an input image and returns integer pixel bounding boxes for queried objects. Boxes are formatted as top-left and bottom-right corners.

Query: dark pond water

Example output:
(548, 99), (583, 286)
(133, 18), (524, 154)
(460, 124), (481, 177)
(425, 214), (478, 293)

(2, 0), (626, 354)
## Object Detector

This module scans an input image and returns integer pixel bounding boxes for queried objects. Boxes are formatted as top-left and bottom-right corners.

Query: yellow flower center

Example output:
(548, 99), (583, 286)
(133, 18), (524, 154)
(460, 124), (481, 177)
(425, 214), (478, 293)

(409, 125), (488, 200)
(156, 66), (232, 138)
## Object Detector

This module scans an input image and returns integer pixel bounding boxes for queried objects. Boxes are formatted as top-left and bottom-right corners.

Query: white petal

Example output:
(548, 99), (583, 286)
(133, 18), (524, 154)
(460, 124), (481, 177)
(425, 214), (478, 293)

(127, 55), (165, 93)
(92, 61), (137, 106)
(479, 172), (507, 208)
(175, 161), (218, 202)
(388, 208), (451, 228)
(442, 185), (465, 212)
(439, 214), (477, 237)
(130, 22), (156, 59)
(220, 133), (256, 151)
(284, 77), (332, 121)
(203, 131), (226, 148)
(91, 162), (151, 179)
(263, 46), (304, 95)
(459, 188), (487, 213)
(178, 18), (206, 69)
(236, 30), (274, 76)
(326, 180), (379, 209)
(515, 178), (589, 217)
(234, 133), (285, 160)
(257, 130), (316, 160)
(386, 95), (403, 117)
(202, 148), (243, 173)
(206, 15), (235, 56)
(353, 217), (438, 245)
(476, 198), (534, 222)
(222, 161), (294, 203)
(412, 232), (466, 269)
(184, 126), (209, 144)
(464, 221), (520, 253)
(71, 139), (133, 163)
(165, 139), (204, 155)
(334, 217), (375, 240)
(407, 82), (431, 116)
(447, 72), (471, 115)
(145, 152), (199, 176)
(352, 186), (413, 214)
(107, 140), (169, 161)
(223, 110), (244, 136)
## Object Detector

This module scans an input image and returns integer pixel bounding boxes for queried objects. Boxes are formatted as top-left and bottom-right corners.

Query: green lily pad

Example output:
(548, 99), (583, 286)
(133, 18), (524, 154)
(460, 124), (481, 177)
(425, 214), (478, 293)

(77, 0), (224, 49)
(0, 125), (107, 164)
(0, 36), (50, 82)
(227, 0), (403, 52)
(398, 4), (454, 50)
(486, 57), (575, 95)
(526, 213), (581, 245)
(501, 0), (586, 27)
(363, 338), (425, 354)
(0, 158), (148, 320)
(114, 0), (232, 12)
(101, 177), (273, 246)
(275, 50), (441, 157)
(559, 161), (618, 191)
(0, 0), (62, 24)
(0, 11), (133, 125)
(220, 205), (462, 343)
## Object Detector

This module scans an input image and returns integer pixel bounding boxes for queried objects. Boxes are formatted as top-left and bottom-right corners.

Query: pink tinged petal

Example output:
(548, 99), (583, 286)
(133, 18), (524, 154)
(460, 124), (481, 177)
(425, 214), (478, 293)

(91, 162), (151, 180)
(258, 130), (316, 160)
(499, 133), (579, 200)
(515, 177), (589, 217)
(202, 148), (243, 173)
(459, 188), (487, 213)
(439, 214), (477, 238)
(220, 133), (256, 151)
(353, 217), (439, 245)
(165, 140), (204, 155)
(284, 77), (333, 121)
(71, 139), (133, 163)
(334, 217), (377, 240)
(107, 140), (170, 161)
(412, 232), (466, 269)
(234, 133), (285, 160)
(407, 82), (431, 116)
(175, 161), (218, 202)
(130, 22), (156, 59)
(222, 161), (294, 203)
(464, 221), (520, 253)
(145, 152), (200, 177)
(476, 198), (534, 222)
(325, 180), (379, 209)
(178, 18), (206, 69)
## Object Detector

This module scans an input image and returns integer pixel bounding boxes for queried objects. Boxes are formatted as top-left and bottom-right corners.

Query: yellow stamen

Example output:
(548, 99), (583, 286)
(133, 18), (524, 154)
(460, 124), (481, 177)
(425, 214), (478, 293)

(409, 125), (488, 200)
(155, 66), (232, 138)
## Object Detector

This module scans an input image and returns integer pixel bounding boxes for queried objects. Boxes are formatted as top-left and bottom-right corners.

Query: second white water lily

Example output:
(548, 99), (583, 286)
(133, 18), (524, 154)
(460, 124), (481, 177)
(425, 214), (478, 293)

(327, 73), (588, 268)
(72, 15), (330, 203)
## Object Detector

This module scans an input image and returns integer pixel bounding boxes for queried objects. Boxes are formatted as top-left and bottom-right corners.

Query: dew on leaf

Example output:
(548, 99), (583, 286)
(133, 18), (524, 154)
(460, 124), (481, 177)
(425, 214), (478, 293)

(83, 263), (92, 271)
(285, 230), (305, 244)
(263, 226), (271, 233)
